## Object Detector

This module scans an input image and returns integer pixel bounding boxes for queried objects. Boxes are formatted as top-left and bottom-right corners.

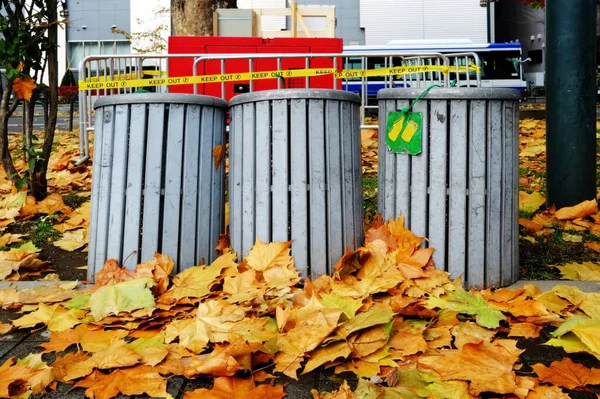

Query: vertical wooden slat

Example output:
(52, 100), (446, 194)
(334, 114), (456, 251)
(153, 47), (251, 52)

(210, 109), (226, 263)
(140, 104), (165, 262)
(196, 106), (216, 265)
(447, 99), (468, 280)
(351, 103), (364, 247)
(325, 100), (343, 268)
(122, 104), (147, 269)
(241, 103), (256, 254)
(467, 100), (487, 288)
(88, 106), (107, 278)
(410, 99), (429, 239)
(380, 100), (396, 220)
(230, 106), (244, 258)
(309, 99), (327, 279)
(486, 100), (503, 287)
(501, 101), (517, 286)
(272, 99), (289, 242)
(162, 104), (185, 269)
(179, 105), (201, 269)
(394, 99), (411, 224)
(290, 99), (309, 277)
(105, 105), (129, 263)
(428, 100), (448, 271)
(255, 101), (272, 244)
(341, 101), (356, 249)
(512, 104), (520, 282)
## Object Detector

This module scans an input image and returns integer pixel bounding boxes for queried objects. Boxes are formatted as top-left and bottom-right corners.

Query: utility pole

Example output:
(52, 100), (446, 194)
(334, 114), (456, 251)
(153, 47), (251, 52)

(546, 0), (597, 208)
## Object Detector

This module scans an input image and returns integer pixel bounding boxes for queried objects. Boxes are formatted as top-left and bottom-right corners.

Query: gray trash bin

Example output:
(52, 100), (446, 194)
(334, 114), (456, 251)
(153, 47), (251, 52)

(89, 93), (227, 279)
(378, 88), (521, 288)
(228, 89), (364, 279)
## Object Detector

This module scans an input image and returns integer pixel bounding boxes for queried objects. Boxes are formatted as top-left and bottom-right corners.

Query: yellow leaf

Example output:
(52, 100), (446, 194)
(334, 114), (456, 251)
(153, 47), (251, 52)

(553, 262), (600, 281)
(555, 199), (597, 220)
(245, 239), (293, 272)
(171, 252), (234, 300)
(562, 232), (583, 243)
(519, 191), (546, 213)
(15, 353), (54, 394)
(89, 278), (155, 321)
(553, 285), (600, 318)
(551, 316), (600, 358)
(13, 77), (37, 102)
(91, 340), (141, 369)
(53, 228), (87, 251)
(12, 303), (86, 331)
(303, 342), (352, 374)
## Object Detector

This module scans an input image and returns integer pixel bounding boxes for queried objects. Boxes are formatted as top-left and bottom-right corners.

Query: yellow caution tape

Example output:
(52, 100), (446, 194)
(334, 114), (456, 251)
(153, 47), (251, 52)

(78, 64), (480, 91)
(78, 68), (336, 90)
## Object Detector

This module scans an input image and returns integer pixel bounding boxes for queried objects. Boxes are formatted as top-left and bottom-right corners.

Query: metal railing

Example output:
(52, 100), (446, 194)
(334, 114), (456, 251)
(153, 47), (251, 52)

(77, 51), (481, 164)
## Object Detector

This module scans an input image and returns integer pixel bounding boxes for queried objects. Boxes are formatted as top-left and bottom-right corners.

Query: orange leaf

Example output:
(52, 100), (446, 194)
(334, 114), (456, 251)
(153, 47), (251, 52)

(74, 366), (167, 399)
(12, 77), (37, 102)
(0, 357), (38, 398)
(585, 242), (600, 254)
(183, 377), (285, 399)
(213, 144), (225, 170)
(508, 322), (542, 339)
(532, 358), (600, 389)
(51, 352), (95, 382)
(555, 199), (597, 221)
(519, 218), (543, 233)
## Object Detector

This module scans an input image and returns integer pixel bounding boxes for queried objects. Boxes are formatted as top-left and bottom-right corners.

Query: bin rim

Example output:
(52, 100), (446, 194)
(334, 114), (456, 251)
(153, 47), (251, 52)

(93, 93), (228, 109)
(228, 89), (361, 107)
(377, 87), (521, 100)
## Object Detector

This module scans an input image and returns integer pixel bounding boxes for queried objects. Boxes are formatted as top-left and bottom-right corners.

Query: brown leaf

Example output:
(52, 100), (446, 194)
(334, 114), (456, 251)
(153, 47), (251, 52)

(51, 352), (95, 382)
(13, 77), (37, 101)
(184, 376), (285, 399)
(508, 322), (542, 339)
(532, 358), (600, 389)
(213, 144), (226, 170)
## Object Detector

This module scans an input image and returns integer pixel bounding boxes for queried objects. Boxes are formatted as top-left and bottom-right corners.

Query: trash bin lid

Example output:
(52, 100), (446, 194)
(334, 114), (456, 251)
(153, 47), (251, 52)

(94, 93), (227, 109)
(229, 89), (361, 107)
(377, 87), (521, 100)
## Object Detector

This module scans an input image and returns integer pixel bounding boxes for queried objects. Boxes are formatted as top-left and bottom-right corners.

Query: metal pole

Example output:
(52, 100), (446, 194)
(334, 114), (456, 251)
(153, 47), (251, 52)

(546, 0), (597, 208)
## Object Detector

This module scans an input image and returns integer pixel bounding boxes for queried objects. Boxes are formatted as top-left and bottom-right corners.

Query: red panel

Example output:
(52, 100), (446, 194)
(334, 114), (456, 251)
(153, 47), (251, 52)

(168, 37), (343, 99)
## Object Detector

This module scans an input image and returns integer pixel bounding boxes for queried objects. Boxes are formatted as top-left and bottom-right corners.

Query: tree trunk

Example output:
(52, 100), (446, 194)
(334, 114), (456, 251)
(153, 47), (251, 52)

(33, 0), (59, 200)
(0, 83), (21, 184)
(171, 0), (236, 36)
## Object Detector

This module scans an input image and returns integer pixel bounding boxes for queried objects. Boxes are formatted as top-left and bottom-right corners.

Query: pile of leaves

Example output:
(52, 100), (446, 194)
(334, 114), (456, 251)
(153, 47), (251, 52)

(0, 217), (598, 398)
(361, 129), (378, 176)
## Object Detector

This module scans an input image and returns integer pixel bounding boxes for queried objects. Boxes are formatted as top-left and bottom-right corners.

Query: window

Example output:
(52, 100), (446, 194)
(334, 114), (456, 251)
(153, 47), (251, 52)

(68, 40), (131, 72)
(528, 49), (543, 64)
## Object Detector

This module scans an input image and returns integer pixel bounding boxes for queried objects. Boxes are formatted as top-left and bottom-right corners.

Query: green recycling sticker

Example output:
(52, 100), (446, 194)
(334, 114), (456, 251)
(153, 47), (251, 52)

(386, 110), (423, 155)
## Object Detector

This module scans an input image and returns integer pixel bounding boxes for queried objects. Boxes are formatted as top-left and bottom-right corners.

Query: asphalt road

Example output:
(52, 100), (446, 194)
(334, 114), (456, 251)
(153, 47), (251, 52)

(7, 114), (78, 132)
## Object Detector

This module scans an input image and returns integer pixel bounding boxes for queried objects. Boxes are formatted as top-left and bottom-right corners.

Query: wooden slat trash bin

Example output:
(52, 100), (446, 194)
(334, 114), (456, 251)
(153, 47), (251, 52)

(89, 93), (227, 279)
(228, 89), (364, 279)
(378, 88), (521, 288)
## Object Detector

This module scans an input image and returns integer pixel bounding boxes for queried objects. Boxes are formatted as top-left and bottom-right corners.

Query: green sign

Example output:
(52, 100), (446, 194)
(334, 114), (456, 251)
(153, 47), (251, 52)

(386, 110), (423, 155)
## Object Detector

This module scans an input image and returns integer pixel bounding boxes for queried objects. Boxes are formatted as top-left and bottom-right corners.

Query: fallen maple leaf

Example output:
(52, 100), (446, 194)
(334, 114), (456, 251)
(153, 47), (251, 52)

(245, 239), (293, 272)
(555, 199), (597, 220)
(0, 357), (38, 398)
(74, 366), (168, 399)
(184, 376), (285, 399)
(11, 303), (86, 331)
(15, 353), (54, 394)
(171, 253), (235, 300)
(89, 278), (155, 321)
(419, 340), (524, 395)
(53, 228), (87, 251)
(519, 191), (546, 213)
(533, 358), (600, 389)
(426, 289), (506, 329)
(552, 262), (600, 281)
(312, 380), (357, 399)
(12, 77), (37, 101)
(213, 144), (226, 170)
(51, 352), (96, 382)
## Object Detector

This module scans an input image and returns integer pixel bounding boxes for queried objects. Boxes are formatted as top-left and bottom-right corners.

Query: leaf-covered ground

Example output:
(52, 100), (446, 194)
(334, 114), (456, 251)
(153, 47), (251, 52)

(518, 119), (600, 280)
(0, 217), (598, 398)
